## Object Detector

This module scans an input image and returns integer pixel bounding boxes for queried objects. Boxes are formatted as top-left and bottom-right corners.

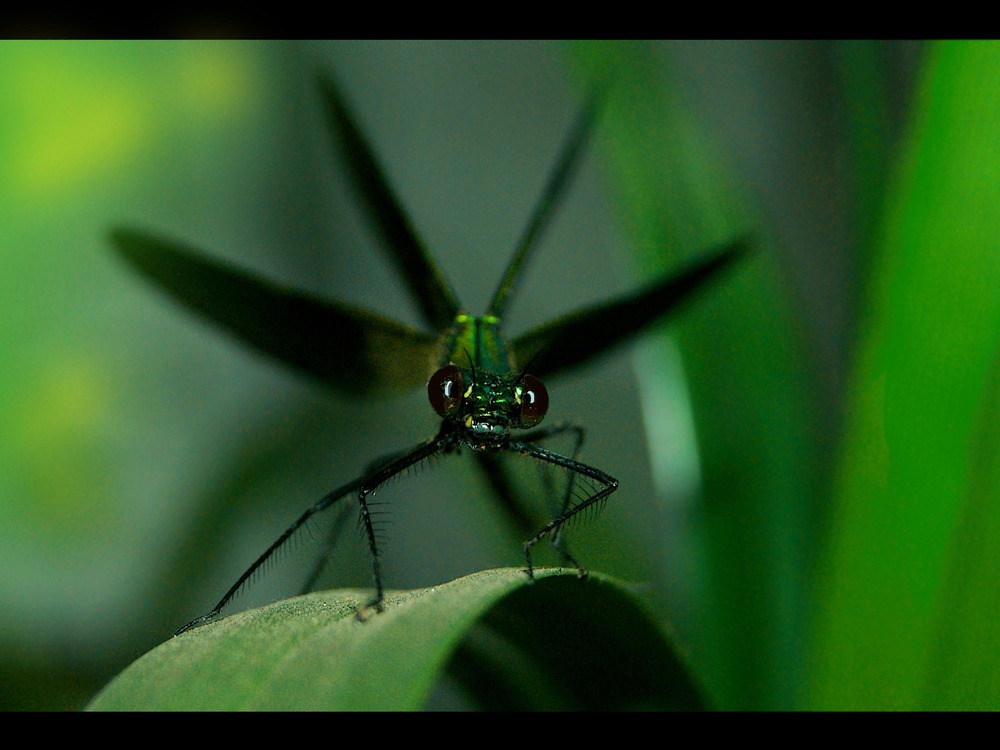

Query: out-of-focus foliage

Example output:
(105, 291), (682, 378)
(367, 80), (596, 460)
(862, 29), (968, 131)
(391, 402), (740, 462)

(809, 41), (1000, 710)
(1, 40), (297, 709)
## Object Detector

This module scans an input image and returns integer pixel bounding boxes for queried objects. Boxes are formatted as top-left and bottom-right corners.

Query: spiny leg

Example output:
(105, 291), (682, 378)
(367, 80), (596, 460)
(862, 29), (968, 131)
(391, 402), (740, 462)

(174, 473), (366, 635)
(353, 429), (459, 620)
(355, 483), (384, 620)
(474, 422), (587, 562)
(297, 446), (413, 599)
(296, 500), (354, 598)
(517, 422), (588, 570)
(507, 440), (618, 583)
(175, 431), (457, 635)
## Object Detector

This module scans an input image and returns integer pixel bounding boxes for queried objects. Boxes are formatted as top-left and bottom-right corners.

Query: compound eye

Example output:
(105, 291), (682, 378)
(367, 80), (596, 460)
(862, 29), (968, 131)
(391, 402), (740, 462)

(428, 364), (464, 417)
(518, 374), (548, 427)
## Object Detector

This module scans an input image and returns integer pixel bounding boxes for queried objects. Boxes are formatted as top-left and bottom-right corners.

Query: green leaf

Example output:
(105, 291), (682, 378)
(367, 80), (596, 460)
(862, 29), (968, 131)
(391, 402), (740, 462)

(810, 41), (1000, 709)
(563, 40), (815, 710)
(86, 568), (705, 711)
(921, 342), (1000, 709)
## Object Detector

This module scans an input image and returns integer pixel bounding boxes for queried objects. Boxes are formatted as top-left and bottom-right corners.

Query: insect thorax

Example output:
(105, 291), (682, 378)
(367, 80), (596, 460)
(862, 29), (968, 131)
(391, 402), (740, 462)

(444, 313), (514, 376)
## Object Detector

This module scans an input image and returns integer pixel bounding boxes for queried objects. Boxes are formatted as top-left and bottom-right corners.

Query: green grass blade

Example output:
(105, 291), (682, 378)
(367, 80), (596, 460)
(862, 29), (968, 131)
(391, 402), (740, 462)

(810, 41), (1000, 709)
(86, 569), (705, 711)
(921, 342), (1000, 709)
(564, 41), (816, 710)
(835, 40), (896, 272)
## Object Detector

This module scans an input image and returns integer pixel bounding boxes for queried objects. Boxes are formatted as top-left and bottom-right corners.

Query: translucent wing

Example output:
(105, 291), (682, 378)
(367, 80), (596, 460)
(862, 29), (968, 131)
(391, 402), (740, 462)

(112, 228), (439, 394)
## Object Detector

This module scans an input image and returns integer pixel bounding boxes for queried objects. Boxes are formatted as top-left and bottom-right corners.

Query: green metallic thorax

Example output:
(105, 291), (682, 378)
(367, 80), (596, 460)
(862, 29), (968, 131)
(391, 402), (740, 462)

(442, 313), (515, 376)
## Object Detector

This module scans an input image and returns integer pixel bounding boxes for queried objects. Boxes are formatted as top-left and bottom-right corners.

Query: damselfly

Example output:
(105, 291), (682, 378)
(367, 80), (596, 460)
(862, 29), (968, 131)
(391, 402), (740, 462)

(113, 74), (747, 634)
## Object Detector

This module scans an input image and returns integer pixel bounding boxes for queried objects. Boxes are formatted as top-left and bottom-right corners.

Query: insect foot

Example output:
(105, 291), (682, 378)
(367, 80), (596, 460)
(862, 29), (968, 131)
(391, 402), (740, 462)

(355, 598), (385, 622)
(173, 611), (219, 637)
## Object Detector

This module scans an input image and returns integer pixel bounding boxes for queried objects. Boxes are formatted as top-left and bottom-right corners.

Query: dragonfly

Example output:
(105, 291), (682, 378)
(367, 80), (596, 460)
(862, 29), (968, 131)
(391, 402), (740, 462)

(112, 73), (747, 635)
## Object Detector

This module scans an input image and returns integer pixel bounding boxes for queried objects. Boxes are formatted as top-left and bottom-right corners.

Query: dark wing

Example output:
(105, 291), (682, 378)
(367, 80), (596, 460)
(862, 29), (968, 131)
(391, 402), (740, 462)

(112, 228), (439, 395)
(487, 90), (600, 319)
(512, 237), (749, 379)
(318, 73), (460, 331)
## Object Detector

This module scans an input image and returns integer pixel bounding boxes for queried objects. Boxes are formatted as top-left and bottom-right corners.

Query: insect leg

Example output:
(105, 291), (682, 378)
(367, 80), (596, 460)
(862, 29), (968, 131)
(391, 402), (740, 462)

(296, 500), (354, 597)
(300, 447), (419, 597)
(174, 473), (367, 635)
(474, 422), (586, 540)
(518, 422), (587, 568)
(175, 430), (458, 635)
(506, 440), (618, 583)
(354, 430), (459, 618)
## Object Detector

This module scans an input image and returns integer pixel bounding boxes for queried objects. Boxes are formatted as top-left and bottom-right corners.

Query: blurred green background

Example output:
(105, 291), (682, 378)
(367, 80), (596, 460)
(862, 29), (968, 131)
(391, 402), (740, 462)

(4, 40), (1000, 711)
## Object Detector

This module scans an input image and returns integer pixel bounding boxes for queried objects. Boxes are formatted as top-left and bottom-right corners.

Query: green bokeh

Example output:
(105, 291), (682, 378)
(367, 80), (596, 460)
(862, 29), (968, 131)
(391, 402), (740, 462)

(0, 39), (299, 709)
(811, 40), (1000, 709)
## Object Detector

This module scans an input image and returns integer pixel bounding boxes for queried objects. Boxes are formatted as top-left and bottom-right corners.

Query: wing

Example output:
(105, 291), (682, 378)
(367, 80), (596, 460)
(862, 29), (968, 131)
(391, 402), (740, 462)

(112, 228), (440, 395)
(512, 237), (749, 379)
(487, 89), (600, 319)
(318, 73), (460, 331)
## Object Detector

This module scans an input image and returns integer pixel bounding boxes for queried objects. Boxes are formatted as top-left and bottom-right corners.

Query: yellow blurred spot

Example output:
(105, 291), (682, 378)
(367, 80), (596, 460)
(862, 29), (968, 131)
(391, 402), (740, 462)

(4, 42), (257, 199)
(177, 44), (252, 118)
(8, 56), (147, 196)
(3, 353), (116, 533)
(14, 356), (106, 448)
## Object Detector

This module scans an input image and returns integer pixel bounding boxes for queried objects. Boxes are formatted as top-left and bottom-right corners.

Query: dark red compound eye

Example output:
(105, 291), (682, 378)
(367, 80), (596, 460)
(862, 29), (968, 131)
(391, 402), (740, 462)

(428, 364), (464, 417)
(518, 374), (548, 427)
